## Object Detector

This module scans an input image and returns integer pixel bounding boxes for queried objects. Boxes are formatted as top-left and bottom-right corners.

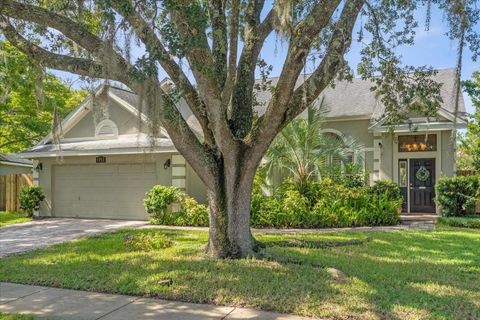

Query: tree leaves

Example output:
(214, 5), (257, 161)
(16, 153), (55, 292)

(0, 41), (87, 153)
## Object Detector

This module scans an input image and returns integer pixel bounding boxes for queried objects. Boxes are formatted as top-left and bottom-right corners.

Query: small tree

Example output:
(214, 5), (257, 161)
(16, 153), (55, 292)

(260, 102), (363, 193)
(19, 185), (45, 217)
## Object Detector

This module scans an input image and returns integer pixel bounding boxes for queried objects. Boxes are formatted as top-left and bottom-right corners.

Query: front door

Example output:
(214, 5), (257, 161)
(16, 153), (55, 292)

(409, 158), (436, 213)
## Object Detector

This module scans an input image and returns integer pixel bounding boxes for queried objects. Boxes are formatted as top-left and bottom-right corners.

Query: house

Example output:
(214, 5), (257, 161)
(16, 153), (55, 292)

(0, 154), (32, 176)
(0, 154), (32, 211)
(19, 68), (466, 219)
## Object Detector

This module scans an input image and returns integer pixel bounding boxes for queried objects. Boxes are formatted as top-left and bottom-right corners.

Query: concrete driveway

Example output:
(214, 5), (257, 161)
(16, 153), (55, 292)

(0, 219), (146, 257)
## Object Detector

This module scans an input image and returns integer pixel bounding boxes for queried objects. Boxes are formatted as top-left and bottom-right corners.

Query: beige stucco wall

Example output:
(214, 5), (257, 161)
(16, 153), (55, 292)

(441, 130), (456, 177)
(380, 134), (394, 180)
(64, 98), (146, 139)
(323, 119), (374, 147)
(186, 163), (207, 204)
(0, 164), (32, 175)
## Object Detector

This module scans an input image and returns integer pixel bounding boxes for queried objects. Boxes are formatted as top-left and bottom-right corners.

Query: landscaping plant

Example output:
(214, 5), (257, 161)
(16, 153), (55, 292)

(435, 176), (480, 216)
(18, 185), (45, 218)
(144, 185), (209, 226)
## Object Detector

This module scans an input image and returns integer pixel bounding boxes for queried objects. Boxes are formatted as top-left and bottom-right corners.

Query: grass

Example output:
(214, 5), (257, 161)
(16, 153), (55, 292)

(438, 215), (480, 229)
(0, 211), (31, 227)
(0, 227), (479, 320)
(0, 314), (42, 320)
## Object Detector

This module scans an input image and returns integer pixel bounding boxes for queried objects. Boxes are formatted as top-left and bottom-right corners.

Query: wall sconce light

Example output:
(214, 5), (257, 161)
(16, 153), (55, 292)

(35, 163), (43, 172)
(378, 142), (383, 148)
(163, 159), (171, 170)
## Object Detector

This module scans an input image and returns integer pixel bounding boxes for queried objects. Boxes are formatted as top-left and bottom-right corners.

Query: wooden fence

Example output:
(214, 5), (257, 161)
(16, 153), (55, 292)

(0, 174), (33, 212)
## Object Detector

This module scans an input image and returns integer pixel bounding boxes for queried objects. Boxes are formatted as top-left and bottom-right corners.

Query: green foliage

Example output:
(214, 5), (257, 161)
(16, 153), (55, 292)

(260, 103), (364, 191)
(251, 179), (401, 228)
(19, 186), (45, 218)
(178, 195), (209, 227)
(0, 41), (87, 153)
(145, 185), (209, 226)
(124, 232), (173, 251)
(144, 185), (180, 221)
(368, 180), (403, 202)
(435, 176), (480, 216)
(437, 215), (480, 229)
(458, 72), (480, 171)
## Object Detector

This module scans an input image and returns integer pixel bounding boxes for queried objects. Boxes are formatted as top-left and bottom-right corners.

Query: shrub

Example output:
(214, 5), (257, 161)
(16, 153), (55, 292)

(178, 194), (209, 227)
(124, 232), (173, 251)
(144, 185), (180, 221)
(250, 180), (400, 228)
(436, 176), (480, 216)
(145, 185), (209, 226)
(368, 180), (403, 202)
(19, 185), (45, 217)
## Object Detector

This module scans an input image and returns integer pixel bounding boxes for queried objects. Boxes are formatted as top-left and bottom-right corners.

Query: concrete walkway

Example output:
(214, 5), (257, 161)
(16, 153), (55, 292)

(0, 219), (146, 257)
(0, 282), (310, 320)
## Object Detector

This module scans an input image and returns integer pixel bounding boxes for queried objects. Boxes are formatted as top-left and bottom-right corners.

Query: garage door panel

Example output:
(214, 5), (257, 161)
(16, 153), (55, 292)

(53, 163), (156, 220)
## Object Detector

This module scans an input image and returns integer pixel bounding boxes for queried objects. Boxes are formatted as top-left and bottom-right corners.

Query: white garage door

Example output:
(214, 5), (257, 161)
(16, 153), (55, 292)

(53, 163), (156, 220)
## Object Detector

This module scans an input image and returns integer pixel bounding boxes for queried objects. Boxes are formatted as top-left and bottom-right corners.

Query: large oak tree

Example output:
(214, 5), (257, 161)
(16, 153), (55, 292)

(0, 0), (478, 258)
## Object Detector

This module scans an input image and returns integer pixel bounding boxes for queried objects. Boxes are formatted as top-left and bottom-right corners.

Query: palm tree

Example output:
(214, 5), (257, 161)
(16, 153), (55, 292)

(260, 100), (364, 193)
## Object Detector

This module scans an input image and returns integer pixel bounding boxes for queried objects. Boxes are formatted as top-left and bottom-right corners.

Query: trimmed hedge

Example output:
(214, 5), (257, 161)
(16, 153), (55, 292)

(435, 176), (480, 216)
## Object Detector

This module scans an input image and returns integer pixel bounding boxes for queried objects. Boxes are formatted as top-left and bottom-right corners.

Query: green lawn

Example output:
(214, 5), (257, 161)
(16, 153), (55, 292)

(0, 314), (41, 320)
(0, 211), (31, 227)
(0, 227), (479, 320)
(438, 215), (480, 229)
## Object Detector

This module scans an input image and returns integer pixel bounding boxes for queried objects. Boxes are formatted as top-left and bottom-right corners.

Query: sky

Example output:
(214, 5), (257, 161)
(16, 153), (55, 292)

(52, 3), (478, 115)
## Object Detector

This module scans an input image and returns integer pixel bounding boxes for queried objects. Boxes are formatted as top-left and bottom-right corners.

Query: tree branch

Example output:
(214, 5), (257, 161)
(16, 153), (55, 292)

(208, 0), (228, 87)
(0, 0), (133, 81)
(0, 16), (115, 80)
(111, 0), (215, 147)
(229, 0), (268, 138)
(167, 1), (235, 153)
(221, 0), (240, 104)
(247, 0), (364, 165)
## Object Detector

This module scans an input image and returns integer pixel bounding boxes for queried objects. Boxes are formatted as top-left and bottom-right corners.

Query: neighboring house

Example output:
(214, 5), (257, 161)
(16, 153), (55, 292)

(0, 154), (32, 175)
(20, 68), (466, 219)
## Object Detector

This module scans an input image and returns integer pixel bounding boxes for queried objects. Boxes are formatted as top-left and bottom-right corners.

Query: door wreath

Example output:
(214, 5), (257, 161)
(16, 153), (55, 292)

(415, 166), (430, 182)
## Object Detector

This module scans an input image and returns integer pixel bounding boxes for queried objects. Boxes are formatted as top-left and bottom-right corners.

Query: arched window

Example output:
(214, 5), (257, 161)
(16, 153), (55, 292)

(95, 119), (118, 138)
(320, 130), (355, 168)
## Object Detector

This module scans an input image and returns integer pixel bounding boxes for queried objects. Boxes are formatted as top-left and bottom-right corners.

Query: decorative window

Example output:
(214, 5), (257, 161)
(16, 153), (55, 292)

(398, 134), (437, 152)
(95, 120), (118, 138)
(399, 160), (408, 187)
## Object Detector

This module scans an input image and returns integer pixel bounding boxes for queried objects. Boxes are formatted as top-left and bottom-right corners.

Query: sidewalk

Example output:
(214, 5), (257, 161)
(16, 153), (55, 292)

(0, 282), (310, 320)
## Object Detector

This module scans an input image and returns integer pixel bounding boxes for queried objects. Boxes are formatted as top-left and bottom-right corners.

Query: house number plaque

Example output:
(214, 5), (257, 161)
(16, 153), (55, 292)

(96, 156), (107, 163)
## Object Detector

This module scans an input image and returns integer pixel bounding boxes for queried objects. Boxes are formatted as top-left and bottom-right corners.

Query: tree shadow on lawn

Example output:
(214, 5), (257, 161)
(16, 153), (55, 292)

(0, 228), (479, 319)
(266, 228), (480, 319)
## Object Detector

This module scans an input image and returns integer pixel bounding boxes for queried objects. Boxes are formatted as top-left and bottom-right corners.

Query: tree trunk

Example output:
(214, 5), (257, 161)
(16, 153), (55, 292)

(205, 158), (257, 259)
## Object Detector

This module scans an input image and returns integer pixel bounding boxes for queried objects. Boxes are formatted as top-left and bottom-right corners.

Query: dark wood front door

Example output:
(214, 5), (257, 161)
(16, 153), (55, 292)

(409, 158), (436, 213)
